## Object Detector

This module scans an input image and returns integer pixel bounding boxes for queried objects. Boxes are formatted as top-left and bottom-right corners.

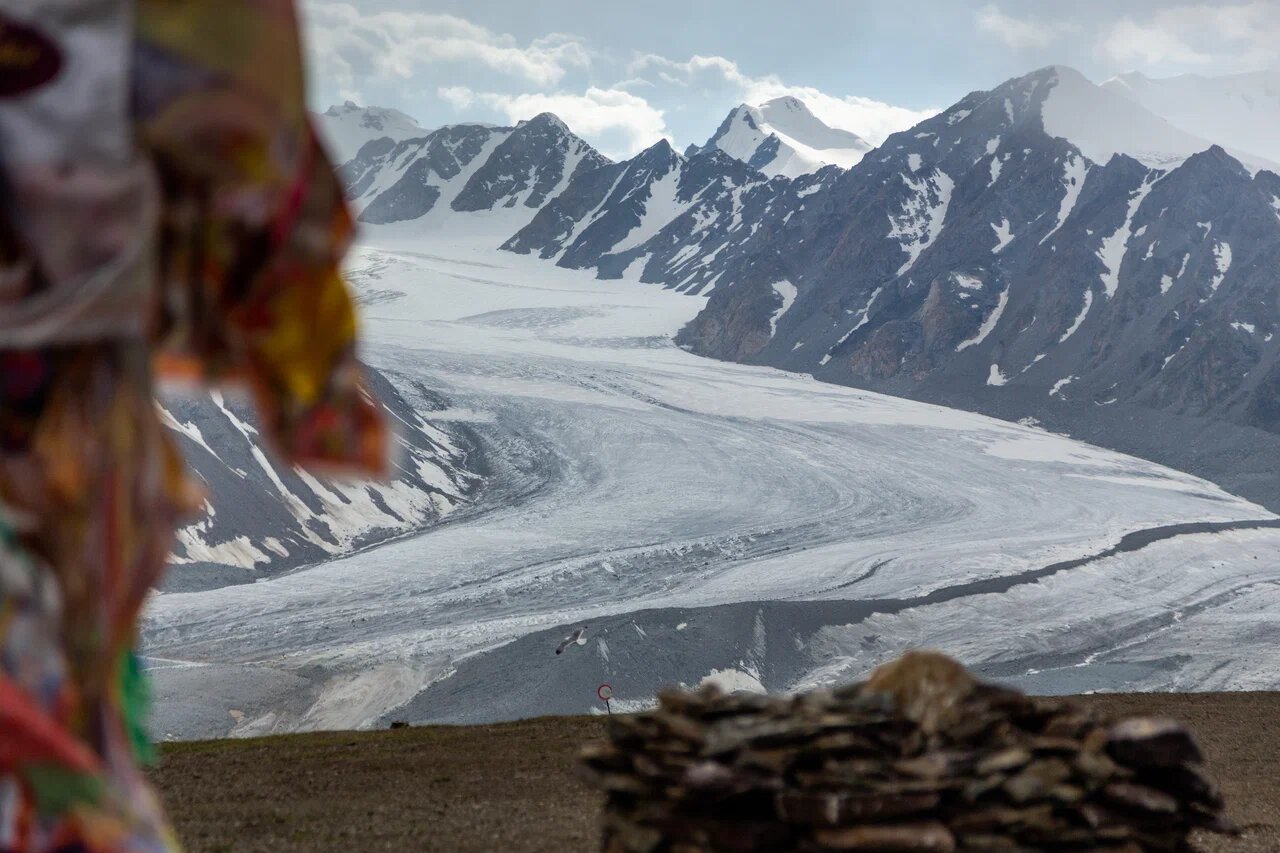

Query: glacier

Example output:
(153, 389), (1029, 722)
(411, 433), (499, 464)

(142, 234), (1280, 738)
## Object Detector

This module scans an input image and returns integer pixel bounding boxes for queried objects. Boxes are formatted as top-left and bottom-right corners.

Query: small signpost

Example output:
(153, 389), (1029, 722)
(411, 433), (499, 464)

(597, 683), (614, 715)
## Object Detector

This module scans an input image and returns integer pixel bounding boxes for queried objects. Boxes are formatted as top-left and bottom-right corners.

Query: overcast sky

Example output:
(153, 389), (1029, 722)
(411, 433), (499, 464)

(301, 1), (1280, 159)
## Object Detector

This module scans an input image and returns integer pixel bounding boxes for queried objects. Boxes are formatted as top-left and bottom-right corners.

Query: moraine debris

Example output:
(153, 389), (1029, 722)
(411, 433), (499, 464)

(579, 651), (1232, 851)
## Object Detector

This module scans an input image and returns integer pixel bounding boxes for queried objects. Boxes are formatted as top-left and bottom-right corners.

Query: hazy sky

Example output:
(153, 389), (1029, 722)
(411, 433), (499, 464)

(301, 1), (1280, 159)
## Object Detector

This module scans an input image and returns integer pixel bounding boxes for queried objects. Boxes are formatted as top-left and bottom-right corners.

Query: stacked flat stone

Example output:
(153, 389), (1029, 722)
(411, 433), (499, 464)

(579, 652), (1231, 852)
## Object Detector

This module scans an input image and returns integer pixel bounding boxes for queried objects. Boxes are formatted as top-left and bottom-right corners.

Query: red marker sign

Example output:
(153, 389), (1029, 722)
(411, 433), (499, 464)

(598, 683), (613, 714)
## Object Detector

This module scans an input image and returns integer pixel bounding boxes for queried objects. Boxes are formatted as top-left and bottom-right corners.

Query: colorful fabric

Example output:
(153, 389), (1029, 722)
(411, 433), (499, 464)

(0, 2), (384, 850)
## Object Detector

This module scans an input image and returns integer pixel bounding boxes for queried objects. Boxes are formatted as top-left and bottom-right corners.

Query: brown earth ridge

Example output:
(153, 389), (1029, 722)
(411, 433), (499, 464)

(149, 692), (1279, 852)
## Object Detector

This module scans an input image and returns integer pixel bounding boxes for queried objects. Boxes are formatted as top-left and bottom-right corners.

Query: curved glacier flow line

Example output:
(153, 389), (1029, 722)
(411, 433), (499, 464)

(142, 241), (1280, 736)
(381, 517), (1280, 725)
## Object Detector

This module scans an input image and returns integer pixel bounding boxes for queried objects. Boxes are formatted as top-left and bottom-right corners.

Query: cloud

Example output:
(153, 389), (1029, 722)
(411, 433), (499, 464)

(306, 8), (978, 159)
(1099, 18), (1211, 66)
(1097, 3), (1280, 70)
(975, 4), (1077, 51)
(612, 77), (656, 91)
(437, 86), (477, 110)
(303, 2), (591, 99)
(445, 48), (931, 159)
(628, 54), (757, 90)
(971, 3), (1277, 74)
(743, 84), (937, 148)
(448, 86), (668, 159)
(629, 53), (936, 146)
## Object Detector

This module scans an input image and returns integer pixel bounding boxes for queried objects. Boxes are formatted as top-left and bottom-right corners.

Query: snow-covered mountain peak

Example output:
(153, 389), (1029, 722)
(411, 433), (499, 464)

(758, 95), (869, 151)
(324, 100), (358, 116)
(1101, 69), (1280, 167)
(316, 101), (428, 166)
(695, 96), (872, 179)
(1105, 68), (1280, 97)
(755, 96), (822, 135)
(321, 101), (422, 127)
(1029, 65), (1277, 173)
(761, 95), (806, 112)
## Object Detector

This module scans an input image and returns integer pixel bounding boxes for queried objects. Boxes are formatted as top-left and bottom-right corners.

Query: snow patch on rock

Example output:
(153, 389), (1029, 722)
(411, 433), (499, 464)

(957, 288), (1009, 352)
(1058, 290), (1094, 343)
(769, 280), (798, 337)
(888, 170), (954, 276)
(1097, 177), (1156, 298)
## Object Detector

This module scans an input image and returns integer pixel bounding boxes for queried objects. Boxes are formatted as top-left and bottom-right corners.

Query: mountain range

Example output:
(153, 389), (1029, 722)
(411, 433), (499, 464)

(323, 65), (1280, 509)
(141, 63), (1280, 732)
(1101, 69), (1280, 166)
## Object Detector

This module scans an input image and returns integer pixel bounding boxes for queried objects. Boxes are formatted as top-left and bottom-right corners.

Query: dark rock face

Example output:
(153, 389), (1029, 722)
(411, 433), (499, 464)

(503, 139), (831, 298)
(350, 116), (613, 231)
(501, 159), (630, 259)
(452, 112), (609, 212)
(746, 134), (782, 173)
(557, 139), (685, 271)
(160, 367), (485, 592)
(355, 125), (502, 224)
(339, 137), (397, 198)
(358, 159), (443, 224)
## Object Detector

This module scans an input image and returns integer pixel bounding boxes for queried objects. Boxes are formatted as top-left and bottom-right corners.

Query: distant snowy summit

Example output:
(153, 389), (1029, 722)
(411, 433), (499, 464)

(1102, 69), (1280, 167)
(316, 101), (429, 165)
(1034, 65), (1278, 174)
(688, 95), (873, 178)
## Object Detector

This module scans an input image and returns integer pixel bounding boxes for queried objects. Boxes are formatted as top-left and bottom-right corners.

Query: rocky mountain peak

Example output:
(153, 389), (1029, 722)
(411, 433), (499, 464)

(519, 111), (572, 136)
(324, 100), (362, 116)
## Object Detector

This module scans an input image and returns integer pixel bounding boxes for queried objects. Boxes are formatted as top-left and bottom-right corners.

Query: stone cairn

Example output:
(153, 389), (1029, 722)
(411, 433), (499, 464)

(579, 652), (1232, 852)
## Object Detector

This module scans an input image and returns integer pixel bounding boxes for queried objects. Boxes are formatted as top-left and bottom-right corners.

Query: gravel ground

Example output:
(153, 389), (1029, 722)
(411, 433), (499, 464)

(149, 692), (1280, 852)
